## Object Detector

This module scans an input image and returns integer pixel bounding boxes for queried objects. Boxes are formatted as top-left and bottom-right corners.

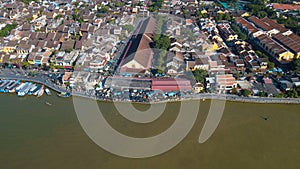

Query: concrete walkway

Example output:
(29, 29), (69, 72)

(0, 75), (299, 104)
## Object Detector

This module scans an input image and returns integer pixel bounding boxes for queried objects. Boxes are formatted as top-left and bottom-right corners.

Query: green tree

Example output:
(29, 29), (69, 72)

(192, 69), (208, 83)
(257, 11), (267, 18)
(154, 35), (171, 50)
(223, 13), (231, 21)
(0, 23), (17, 37)
(296, 86), (300, 96)
(157, 50), (167, 70)
(287, 89), (298, 98)
(274, 93), (285, 98)
(22, 0), (32, 4)
(122, 24), (134, 33)
(291, 58), (300, 73)
(239, 33), (247, 41)
(22, 61), (30, 68)
(255, 50), (263, 58)
(183, 10), (188, 18)
(241, 89), (251, 97)
(65, 48), (73, 53)
(215, 13), (223, 21)
(26, 18), (31, 23)
(231, 86), (238, 95)
(258, 91), (267, 97)
(148, 0), (163, 12)
(54, 14), (62, 19)
(96, 13), (102, 18)
(98, 4), (109, 13)
(232, 24), (247, 40)
(267, 62), (275, 70)
(73, 2), (79, 7)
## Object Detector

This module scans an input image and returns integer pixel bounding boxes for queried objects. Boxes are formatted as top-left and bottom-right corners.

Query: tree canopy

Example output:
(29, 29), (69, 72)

(0, 23), (17, 37)
(122, 24), (134, 33)
(192, 69), (208, 83)
(291, 58), (300, 73)
(154, 35), (171, 50)
(215, 12), (232, 22)
(241, 89), (251, 97)
(232, 24), (247, 40)
(148, 0), (163, 12)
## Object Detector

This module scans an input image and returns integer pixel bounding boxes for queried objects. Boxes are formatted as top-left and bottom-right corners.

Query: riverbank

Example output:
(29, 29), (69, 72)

(1, 75), (299, 104)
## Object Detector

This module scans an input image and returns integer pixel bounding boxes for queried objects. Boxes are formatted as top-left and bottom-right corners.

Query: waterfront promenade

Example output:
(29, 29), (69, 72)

(0, 71), (300, 104)
(0, 73), (67, 93)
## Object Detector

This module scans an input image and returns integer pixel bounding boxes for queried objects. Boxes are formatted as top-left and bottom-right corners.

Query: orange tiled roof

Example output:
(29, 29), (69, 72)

(272, 3), (300, 10)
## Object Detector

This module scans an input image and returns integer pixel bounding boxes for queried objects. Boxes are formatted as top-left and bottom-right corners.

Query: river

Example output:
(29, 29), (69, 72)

(0, 94), (300, 169)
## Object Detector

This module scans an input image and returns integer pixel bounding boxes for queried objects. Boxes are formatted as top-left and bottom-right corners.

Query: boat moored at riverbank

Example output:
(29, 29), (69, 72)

(17, 82), (32, 97)
(32, 85), (42, 96)
(3, 80), (15, 93)
(45, 88), (51, 96)
(28, 84), (38, 95)
(37, 86), (44, 98)
(7, 80), (20, 93)
(0, 80), (10, 92)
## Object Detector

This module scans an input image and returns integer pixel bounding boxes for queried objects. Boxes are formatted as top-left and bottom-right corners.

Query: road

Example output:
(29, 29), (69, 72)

(190, 93), (300, 104)
(1, 68), (299, 104)
(0, 69), (67, 93)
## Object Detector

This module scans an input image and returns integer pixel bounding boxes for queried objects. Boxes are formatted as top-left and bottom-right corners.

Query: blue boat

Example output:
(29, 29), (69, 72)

(0, 80), (10, 92)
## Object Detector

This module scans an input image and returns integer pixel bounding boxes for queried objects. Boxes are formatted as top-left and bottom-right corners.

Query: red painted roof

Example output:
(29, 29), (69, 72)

(152, 78), (191, 85)
(263, 78), (273, 84)
(272, 3), (300, 10)
(151, 85), (192, 91)
(151, 78), (192, 91)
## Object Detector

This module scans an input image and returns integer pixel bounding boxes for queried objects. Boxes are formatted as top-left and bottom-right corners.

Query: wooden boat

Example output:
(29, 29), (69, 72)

(37, 86), (44, 98)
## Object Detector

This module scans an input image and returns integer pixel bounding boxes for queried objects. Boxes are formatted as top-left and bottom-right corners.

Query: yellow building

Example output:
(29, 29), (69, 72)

(32, 14), (38, 20)
(212, 42), (219, 50)
(194, 83), (204, 93)
(201, 10), (208, 14)
(226, 34), (238, 41)
(0, 54), (3, 63)
(217, 11), (224, 14)
(2, 46), (16, 53)
(278, 51), (294, 61)
(241, 12), (250, 17)
(234, 40), (246, 46)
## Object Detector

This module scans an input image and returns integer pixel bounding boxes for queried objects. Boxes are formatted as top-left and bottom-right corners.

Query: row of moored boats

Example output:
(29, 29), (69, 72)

(0, 79), (51, 97)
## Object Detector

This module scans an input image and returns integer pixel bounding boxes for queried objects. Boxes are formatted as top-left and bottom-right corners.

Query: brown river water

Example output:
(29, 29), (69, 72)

(0, 94), (300, 169)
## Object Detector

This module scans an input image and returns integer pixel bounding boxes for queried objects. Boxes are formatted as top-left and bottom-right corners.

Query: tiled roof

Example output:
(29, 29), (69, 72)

(272, 3), (300, 10)
(257, 34), (288, 55)
(236, 17), (259, 34)
(261, 18), (288, 33)
(120, 17), (156, 73)
(273, 33), (300, 53)
(249, 16), (273, 31)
